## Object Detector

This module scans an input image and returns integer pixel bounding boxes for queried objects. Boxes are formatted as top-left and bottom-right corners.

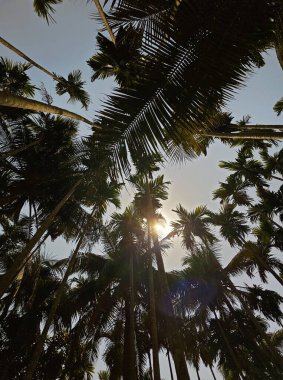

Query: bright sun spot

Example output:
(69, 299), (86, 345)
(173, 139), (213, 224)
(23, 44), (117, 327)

(154, 221), (172, 237)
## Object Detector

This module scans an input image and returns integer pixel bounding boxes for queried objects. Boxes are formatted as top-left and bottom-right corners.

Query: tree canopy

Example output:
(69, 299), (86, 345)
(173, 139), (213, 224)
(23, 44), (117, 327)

(1, 1), (283, 379)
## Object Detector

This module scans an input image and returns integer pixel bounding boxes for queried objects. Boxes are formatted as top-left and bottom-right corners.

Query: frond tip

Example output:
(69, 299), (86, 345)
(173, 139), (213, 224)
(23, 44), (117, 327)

(274, 97), (283, 116)
(33, 0), (63, 23)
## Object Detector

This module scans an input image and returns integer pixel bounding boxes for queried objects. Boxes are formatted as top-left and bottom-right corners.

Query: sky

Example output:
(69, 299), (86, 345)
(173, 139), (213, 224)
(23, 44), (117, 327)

(1, 1), (283, 379)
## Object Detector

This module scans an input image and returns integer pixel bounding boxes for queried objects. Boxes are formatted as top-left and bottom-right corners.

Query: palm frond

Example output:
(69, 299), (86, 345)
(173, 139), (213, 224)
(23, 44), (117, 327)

(274, 97), (283, 116)
(33, 0), (63, 23)
(56, 70), (90, 109)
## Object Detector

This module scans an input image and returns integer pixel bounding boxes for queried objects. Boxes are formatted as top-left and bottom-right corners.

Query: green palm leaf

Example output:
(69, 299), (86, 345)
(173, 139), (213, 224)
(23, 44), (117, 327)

(33, 0), (63, 23)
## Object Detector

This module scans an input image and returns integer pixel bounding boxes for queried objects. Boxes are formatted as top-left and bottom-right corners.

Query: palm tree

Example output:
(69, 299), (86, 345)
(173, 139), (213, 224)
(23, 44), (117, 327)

(0, 253), (64, 379)
(88, 26), (143, 87)
(208, 202), (250, 248)
(89, 1), (283, 170)
(132, 167), (191, 380)
(174, 243), (283, 378)
(107, 206), (144, 380)
(173, 202), (283, 373)
(0, 36), (90, 109)
(23, 175), (120, 379)
(172, 204), (217, 250)
(226, 241), (283, 287)
(0, 177), (82, 298)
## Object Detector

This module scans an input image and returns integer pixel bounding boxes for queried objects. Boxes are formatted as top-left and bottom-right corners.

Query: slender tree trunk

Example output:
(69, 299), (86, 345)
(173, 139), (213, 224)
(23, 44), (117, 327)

(274, 2), (283, 70)
(145, 173), (190, 380)
(129, 248), (138, 380)
(1, 139), (41, 158)
(147, 224), (161, 380)
(148, 351), (154, 380)
(0, 36), (58, 80)
(0, 178), (82, 298)
(209, 365), (217, 380)
(231, 123), (283, 130)
(0, 91), (96, 127)
(167, 348), (175, 380)
(276, 42), (283, 70)
(93, 0), (116, 44)
(123, 299), (132, 380)
(25, 225), (87, 380)
(203, 131), (283, 140)
(123, 248), (138, 380)
(212, 310), (244, 380)
(151, 227), (190, 380)
(195, 367), (201, 380)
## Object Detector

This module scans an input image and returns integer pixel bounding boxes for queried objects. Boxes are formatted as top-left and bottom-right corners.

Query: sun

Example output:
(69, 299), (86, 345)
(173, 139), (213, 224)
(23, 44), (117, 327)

(154, 221), (172, 237)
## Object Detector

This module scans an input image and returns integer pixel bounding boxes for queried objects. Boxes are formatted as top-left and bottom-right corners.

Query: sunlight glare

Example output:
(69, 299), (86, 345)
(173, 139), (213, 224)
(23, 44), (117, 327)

(154, 221), (172, 237)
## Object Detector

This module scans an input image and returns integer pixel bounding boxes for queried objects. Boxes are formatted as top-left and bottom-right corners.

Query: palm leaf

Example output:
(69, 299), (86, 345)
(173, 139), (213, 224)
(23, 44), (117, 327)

(33, 0), (63, 23)
(56, 70), (90, 109)
(94, 0), (274, 171)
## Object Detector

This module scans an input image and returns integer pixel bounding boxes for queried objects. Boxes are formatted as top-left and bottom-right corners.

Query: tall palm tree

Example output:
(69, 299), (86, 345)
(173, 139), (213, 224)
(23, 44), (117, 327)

(0, 177), (82, 298)
(174, 243), (283, 378)
(132, 168), (191, 380)
(173, 203), (283, 374)
(0, 37), (90, 109)
(23, 175), (120, 379)
(107, 206), (144, 380)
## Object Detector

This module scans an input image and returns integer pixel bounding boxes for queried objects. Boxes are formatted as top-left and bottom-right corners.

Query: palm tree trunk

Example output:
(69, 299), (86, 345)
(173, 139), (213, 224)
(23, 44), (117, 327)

(129, 248), (138, 380)
(231, 123), (283, 130)
(148, 351), (154, 380)
(151, 227), (190, 380)
(147, 224), (161, 380)
(209, 365), (217, 380)
(274, 2), (283, 70)
(123, 249), (138, 380)
(0, 91), (96, 127)
(212, 310), (244, 380)
(167, 348), (175, 380)
(145, 173), (190, 380)
(195, 368), (201, 380)
(203, 131), (283, 140)
(0, 178), (82, 298)
(25, 225), (87, 380)
(92, 0), (116, 44)
(1, 139), (41, 158)
(0, 36), (57, 80)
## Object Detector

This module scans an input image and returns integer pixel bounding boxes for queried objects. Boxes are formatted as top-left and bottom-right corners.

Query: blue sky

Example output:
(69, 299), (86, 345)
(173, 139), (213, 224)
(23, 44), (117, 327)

(1, 1), (283, 379)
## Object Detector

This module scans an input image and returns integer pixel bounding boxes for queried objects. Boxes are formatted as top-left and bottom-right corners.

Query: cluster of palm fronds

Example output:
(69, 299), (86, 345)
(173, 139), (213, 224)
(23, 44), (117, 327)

(1, 137), (283, 379)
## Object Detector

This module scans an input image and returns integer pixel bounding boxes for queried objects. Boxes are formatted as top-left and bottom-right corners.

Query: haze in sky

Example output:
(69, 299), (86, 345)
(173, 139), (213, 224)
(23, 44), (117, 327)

(1, 1), (283, 379)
